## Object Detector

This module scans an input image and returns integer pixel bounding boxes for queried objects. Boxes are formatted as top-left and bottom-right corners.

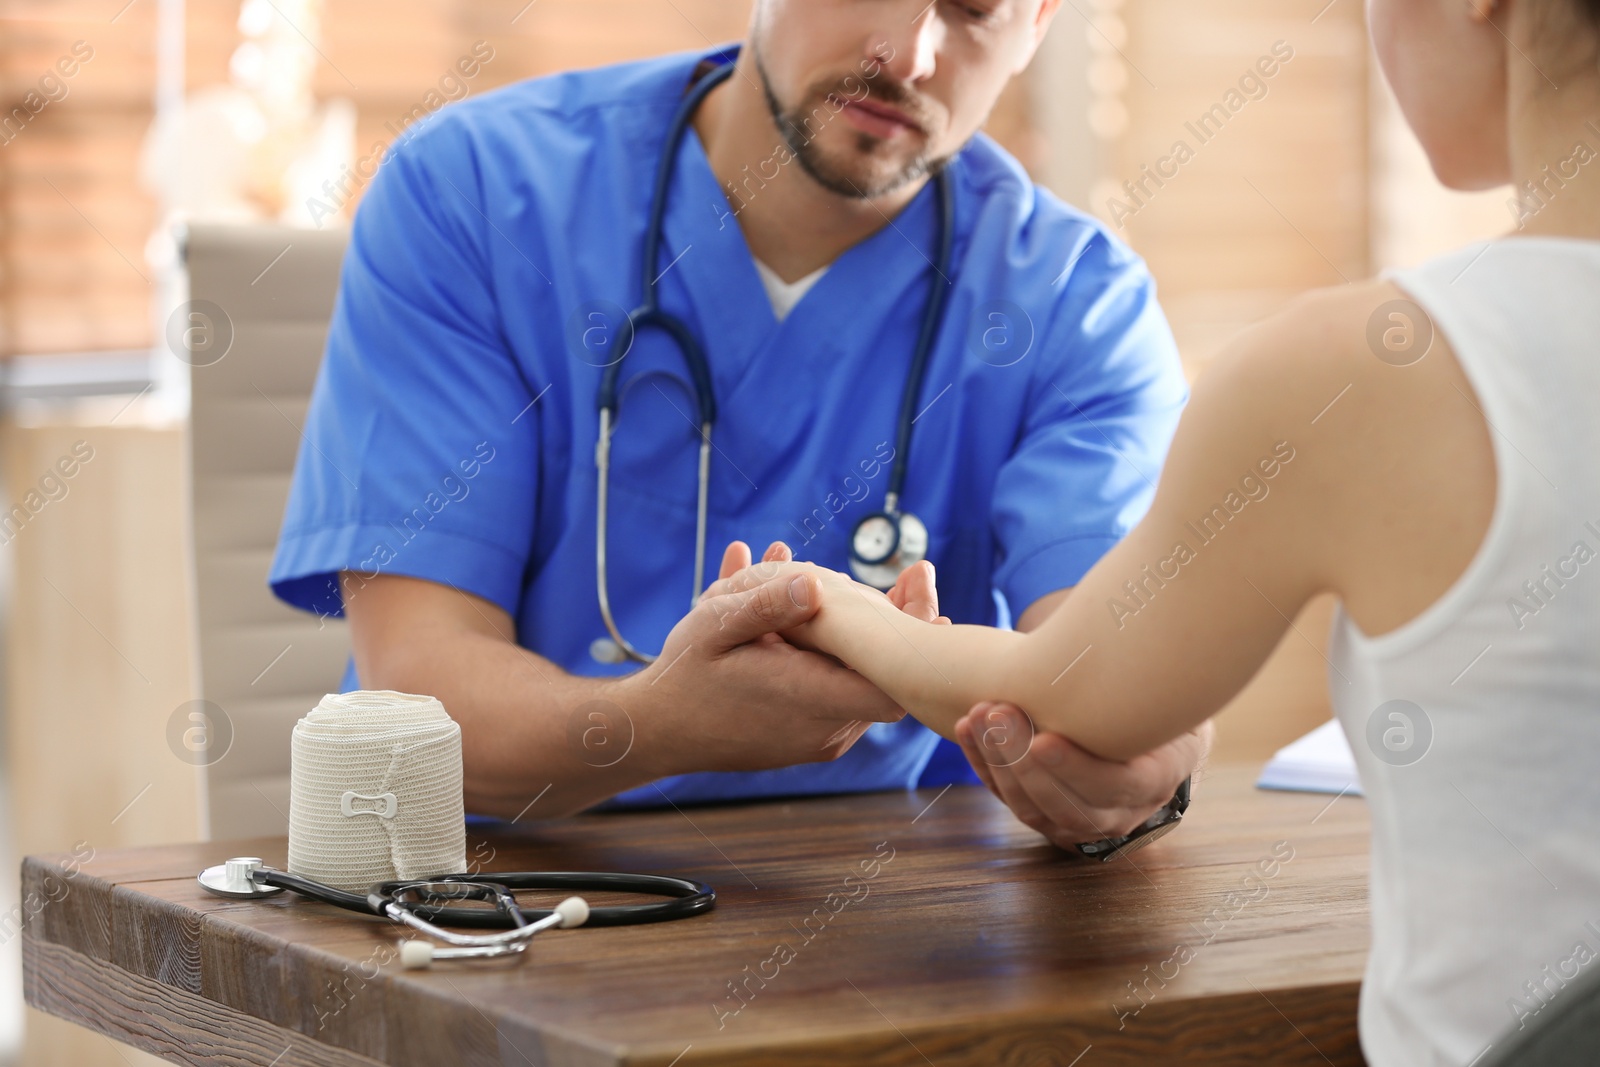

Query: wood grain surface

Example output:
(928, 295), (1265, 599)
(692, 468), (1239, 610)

(22, 763), (1371, 1066)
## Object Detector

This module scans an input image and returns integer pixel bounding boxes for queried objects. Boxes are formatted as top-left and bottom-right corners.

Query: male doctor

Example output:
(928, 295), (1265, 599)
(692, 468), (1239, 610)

(270, 0), (1210, 848)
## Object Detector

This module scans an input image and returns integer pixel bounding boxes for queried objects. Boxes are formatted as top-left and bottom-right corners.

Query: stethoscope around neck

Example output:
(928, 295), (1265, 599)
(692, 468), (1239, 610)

(592, 56), (956, 666)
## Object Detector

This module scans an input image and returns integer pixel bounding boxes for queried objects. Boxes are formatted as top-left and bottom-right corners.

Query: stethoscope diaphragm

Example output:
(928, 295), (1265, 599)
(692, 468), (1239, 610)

(848, 510), (929, 590)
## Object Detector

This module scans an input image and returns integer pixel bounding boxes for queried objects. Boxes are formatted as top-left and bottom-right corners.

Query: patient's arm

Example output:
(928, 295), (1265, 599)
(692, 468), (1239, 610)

(711, 280), (1496, 762)
(712, 332), (1326, 755)
(954, 585), (1214, 843)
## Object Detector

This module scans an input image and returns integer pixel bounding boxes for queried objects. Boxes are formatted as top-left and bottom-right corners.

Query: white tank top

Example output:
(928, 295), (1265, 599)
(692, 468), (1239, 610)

(1329, 238), (1600, 1067)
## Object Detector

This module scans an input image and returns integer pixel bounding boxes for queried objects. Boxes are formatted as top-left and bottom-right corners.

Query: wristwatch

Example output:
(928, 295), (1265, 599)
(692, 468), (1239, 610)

(1073, 777), (1192, 862)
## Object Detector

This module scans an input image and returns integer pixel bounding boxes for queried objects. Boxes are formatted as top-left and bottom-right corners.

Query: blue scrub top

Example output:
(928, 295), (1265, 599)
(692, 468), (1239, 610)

(269, 46), (1187, 809)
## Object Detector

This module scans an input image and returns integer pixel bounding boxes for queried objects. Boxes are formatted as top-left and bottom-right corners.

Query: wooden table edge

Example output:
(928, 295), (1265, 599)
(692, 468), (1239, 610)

(26, 930), (1368, 1067)
(25, 934), (387, 1067)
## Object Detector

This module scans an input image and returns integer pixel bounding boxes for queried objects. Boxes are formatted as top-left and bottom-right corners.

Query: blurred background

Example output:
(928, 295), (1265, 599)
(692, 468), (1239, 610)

(0, 0), (1511, 1062)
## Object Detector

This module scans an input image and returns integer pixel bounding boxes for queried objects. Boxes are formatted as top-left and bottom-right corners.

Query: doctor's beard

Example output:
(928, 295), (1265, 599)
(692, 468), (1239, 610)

(754, 51), (956, 201)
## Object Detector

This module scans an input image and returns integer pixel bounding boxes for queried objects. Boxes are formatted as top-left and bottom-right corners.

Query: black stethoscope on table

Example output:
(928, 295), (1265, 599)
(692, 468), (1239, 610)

(591, 56), (957, 666)
(199, 857), (714, 969)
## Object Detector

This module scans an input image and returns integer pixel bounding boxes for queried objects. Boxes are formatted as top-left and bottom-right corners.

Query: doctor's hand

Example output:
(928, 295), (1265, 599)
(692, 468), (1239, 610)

(620, 550), (907, 778)
(954, 702), (1212, 850)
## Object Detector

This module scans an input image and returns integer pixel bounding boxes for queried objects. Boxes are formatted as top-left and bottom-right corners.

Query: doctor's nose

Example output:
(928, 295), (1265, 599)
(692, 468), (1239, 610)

(866, 3), (944, 86)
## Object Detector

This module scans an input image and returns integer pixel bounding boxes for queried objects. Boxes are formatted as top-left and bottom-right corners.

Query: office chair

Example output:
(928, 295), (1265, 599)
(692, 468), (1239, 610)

(1476, 960), (1600, 1067)
(182, 223), (352, 839)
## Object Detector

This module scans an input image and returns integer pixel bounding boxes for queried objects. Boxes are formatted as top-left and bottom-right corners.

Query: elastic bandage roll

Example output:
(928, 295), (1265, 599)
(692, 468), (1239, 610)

(288, 691), (466, 892)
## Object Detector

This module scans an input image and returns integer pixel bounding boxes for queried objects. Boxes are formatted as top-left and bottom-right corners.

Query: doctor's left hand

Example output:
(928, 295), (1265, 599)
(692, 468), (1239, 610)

(953, 703), (1212, 850)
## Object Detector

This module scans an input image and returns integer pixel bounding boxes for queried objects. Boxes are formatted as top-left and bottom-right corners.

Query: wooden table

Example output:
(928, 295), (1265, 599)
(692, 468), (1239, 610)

(23, 763), (1370, 1066)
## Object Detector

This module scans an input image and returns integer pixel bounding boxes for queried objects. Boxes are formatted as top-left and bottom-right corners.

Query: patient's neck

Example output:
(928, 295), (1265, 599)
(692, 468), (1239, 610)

(1506, 57), (1600, 241)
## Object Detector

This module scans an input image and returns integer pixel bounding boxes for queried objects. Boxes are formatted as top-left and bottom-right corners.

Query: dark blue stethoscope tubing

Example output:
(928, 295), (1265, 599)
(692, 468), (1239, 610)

(886, 170), (955, 507)
(863, 177), (955, 566)
(594, 51), (956, 511)
(596, 61), (735, 428)
(616, 306), (718, 428)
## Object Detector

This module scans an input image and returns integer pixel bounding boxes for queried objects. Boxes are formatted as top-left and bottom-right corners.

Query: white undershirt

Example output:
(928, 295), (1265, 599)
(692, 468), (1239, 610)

(753, 258), (829, 322)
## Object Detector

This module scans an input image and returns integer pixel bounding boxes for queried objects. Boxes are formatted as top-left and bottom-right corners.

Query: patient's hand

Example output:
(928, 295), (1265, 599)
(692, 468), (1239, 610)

(710, 541), (946, 648)
(711, 542), (903, 609)
(955, 702), (1212, 849)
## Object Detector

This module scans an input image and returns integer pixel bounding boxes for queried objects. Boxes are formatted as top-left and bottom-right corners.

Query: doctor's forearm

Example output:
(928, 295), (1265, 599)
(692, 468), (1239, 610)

(341, 574), (666, 817)
(363, 631), (663, 817)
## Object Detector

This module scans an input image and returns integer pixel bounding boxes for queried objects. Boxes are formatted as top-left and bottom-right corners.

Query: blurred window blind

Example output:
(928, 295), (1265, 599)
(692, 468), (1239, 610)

(1099, 0), (1374, 377)
(1, 0), (159, 357)
(1, 0), (1036, 361)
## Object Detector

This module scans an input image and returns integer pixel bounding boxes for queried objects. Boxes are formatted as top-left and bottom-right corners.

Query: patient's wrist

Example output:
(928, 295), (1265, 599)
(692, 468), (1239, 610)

(809, 581), (877, 652)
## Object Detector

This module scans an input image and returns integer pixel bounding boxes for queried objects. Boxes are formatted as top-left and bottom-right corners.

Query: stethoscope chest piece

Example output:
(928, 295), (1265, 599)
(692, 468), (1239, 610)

(198, 857), (284, 899)
(849, 510), (929, 590)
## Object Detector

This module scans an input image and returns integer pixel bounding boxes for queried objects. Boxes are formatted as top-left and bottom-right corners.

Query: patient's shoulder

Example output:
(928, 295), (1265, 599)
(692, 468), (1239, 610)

(1225, 278), (1411, 376)
(1204, 278), (1494, 623)
(1177, 281), (1402, 450)
(1205, 278), (1469, 431)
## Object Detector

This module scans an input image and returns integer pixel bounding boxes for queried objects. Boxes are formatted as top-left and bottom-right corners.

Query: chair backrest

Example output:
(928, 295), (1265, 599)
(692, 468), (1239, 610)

(183, 222), (351, 840)
(1478, 961), (1600, 1067)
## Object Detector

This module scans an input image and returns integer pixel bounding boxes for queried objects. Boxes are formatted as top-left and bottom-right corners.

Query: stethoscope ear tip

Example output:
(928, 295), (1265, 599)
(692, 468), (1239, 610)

(400, 940), (434, 970)
(555, 895), (590, 929)
(394, 895), (589, 967)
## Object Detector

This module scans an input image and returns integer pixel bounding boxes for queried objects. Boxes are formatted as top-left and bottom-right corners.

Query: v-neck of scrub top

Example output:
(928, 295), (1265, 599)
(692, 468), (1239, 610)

(654, 115), (946, 409)
(753, 258), (831, 322)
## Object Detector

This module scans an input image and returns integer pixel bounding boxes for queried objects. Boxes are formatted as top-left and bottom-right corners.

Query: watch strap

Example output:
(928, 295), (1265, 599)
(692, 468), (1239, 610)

(1073, 776), (1192, 863)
